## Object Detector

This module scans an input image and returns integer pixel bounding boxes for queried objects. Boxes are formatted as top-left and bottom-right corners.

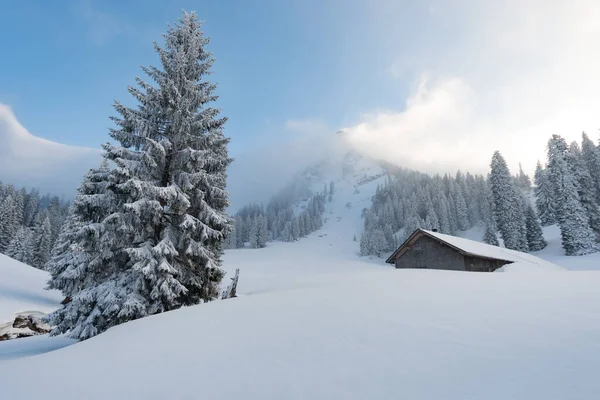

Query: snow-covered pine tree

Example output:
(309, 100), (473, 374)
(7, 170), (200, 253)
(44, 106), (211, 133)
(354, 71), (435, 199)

(402, 211), (421, 240)
(489, 151), (528, 251)
(483, 224), (499, 246)
(566, 141), (600, 236)
(382, 224), (395, 252)
(533, 161), (557, 226)
(48, 11), (232, 340)
(30, 215), (53, 269)
(234, 215), (244, 248)
(465, 172), (482, 225)
(369, 229), (387, 257)
(480, 178), (499, 246)
(5, 226), (33, 263)
(248, 218), (259, 248)
(298, 214), (306, 237)
(46, 161), (112, 297)
(224, 225), (237, 249)
(359, 229), (372, 256)
(423, 193), (440, 231)
(23, 189), (40, 227)
(0, 194), (17, 252)
(581, 132), (600, 202)
(446, 194), (458, 233)
(515, 163), (532, 191)
(436, 197), (451, 234)
(454, 190), (469, 231)
(523, 200), (546, 251)
(45, 197), (65, 250)
(257, 215), (268, 248)
(547, 135), (596, 255)
(12, 189), (25, 230)
(455, 171), (472, 227)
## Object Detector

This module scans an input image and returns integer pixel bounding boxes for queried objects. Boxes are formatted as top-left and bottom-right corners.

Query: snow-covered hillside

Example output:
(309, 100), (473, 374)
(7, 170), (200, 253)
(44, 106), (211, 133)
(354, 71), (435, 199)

(0, 254), (74, 360)
(2, 142), (600, 398)
(2, 226), (600, 399)
(0, 254), (62, 323)
(3, 170), (600, 398)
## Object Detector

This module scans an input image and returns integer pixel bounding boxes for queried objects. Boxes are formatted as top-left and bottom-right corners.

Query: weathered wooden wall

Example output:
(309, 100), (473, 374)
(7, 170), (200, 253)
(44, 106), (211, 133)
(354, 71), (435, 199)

(394, 235), (465, 270)
(393, 234), (510, 272)
(464, 256), (507, 272)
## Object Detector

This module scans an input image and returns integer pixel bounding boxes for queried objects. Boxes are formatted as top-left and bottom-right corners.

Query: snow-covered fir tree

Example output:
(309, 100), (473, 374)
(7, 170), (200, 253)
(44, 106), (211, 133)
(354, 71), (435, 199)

(523, 201), (547, 251)
(483, 225), (500, 246)
(489, 151), (528, 251)
(533, 161), (557, 226)
(230, 184), (325, 247)
(514, 163), (532, 191)
(0, 182), (69, 264)
(248, 218), (259, 248)
(5, 226), (33, 264)
(565, 141), (600, 236)
(48, 11), (232, 341)
(30, 216), (53, 269)
(546, 135), (596, 255)
(581, 132), (600, 203)
(454, 189), (470, 231)
(0, 194), (18, 252)
(479, 178), (499, 246)
(46, 162), (111, 297)
(359, 166), (493, 256)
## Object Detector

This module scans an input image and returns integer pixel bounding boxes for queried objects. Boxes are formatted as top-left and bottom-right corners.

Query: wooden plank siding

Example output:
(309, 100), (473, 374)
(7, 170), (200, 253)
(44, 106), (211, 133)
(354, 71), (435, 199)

(390, 230), (510, 272)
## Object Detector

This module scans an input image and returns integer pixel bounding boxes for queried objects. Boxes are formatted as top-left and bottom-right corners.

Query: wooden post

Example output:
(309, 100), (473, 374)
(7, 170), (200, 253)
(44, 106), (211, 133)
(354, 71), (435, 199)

(221, 268), (239, 299)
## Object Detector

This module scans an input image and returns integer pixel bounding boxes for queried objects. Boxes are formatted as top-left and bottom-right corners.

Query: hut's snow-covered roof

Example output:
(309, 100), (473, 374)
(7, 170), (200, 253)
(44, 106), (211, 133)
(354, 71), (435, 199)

(386, 229), (562, 270)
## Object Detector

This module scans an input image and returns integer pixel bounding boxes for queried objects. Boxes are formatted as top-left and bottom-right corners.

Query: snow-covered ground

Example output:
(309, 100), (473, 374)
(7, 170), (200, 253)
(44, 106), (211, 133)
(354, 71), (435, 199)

(0, 254), (74, 360)
(0, 253), (63, 323)
(2, 162), (600, 398)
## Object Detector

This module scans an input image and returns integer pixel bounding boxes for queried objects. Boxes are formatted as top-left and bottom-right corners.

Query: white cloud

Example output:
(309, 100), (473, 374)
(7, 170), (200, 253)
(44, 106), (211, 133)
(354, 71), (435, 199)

(0, 104), (102, 196)
(344, 76), (485, 172)
(345, 0), (600, 175)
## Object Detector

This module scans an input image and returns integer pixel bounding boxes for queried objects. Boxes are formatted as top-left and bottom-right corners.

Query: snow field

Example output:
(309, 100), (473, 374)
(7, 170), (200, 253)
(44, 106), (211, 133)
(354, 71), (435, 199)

(2, 153), (600, 398)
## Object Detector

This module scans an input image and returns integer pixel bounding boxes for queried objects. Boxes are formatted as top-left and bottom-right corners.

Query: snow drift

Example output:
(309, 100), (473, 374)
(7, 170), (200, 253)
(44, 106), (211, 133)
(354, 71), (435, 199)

(0, 253), (62, 323)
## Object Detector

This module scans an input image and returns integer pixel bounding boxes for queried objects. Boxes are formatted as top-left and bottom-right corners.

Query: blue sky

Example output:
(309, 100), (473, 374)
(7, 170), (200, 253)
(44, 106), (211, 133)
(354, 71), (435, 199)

(2, 0), (600, 185)
(0, 0), (418, 156)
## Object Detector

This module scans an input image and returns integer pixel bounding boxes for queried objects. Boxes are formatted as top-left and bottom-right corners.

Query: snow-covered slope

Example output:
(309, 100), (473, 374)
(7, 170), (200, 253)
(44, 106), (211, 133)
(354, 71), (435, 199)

(0, 254), (62, 323)
(3, 143), (600, 398)
(3, 176), (600, 398)
(1, 237), (600, 399)
(0, 254), (74, 360)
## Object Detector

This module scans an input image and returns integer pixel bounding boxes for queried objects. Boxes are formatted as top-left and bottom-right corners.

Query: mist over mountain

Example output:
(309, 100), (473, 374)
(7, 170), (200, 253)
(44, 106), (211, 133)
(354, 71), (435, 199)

(227, 131), (354, 211)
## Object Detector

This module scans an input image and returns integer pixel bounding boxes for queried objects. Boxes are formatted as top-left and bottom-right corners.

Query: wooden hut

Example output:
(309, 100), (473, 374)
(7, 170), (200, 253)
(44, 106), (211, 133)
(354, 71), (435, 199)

(386, 229), (550, 272)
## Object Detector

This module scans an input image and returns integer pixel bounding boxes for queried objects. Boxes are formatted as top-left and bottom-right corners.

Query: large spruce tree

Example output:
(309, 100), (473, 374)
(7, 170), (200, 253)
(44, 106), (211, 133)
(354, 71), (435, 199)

(581, 132), (600, 202)
(523, 201), (547, 251)
(565, 141), (600, 236)
(48, 11), (232, 340)
(46, 161), (112, 298)
(546, 135), (596, 255)
(489, 151), (528, 251)
(533, 161), (557, 226)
